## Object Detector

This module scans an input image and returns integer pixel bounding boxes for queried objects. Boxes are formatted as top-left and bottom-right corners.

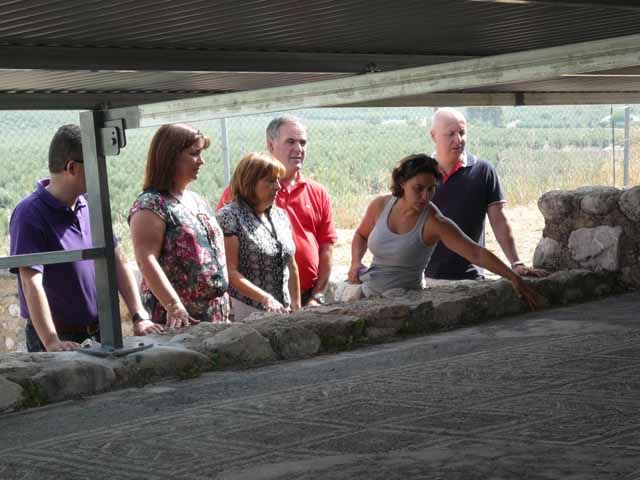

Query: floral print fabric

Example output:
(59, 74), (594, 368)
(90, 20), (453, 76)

(129, 190), (230, 323)
(217, 201), (295, 311)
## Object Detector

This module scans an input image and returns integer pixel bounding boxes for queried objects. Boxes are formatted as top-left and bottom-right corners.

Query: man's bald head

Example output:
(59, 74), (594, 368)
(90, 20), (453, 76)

(430, 107), (468, 167)
(431, 107), (467, 131)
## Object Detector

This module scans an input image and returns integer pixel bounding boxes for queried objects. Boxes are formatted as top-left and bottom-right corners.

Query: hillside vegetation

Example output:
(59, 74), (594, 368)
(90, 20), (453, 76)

(0, 106), (638, 256)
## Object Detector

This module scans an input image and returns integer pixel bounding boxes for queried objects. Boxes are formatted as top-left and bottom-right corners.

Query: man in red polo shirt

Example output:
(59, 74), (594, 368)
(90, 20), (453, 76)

(217, 117), (337, 306)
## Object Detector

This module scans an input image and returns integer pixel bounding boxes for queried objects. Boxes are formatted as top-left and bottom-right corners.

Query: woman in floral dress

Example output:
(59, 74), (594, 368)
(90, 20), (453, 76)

(128, 124), (230, 327)
(217, 152), (300, 321)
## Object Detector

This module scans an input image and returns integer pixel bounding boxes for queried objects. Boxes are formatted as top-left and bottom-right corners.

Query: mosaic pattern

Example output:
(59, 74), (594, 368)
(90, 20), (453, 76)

(2, 296), (640, 479)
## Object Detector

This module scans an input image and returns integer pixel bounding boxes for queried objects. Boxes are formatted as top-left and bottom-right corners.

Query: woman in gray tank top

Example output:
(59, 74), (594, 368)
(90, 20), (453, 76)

(349, 154), (540, 309)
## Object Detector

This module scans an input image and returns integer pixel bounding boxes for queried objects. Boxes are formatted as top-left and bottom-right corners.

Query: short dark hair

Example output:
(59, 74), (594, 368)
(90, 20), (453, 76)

(48, 124), (83, 173)
(143, 124), (211, 192)
(230, 152), (286, 207)
(391, 154), (442, 197)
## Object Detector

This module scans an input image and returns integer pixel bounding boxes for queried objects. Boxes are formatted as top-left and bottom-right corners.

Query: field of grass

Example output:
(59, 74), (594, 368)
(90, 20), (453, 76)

(0, 106), (638, 257)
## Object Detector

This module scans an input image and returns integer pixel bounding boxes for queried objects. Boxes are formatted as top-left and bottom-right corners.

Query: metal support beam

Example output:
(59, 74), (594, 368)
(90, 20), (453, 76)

(127, 33), (640, 126)
(0, 248), (104, 271)
(79, 110), (123, 349)
(624, 106), (631, 186)
(0, 45), (471, 73)
(221, 118), (231, 184)
(5, 90), (640, 112)
(339, 92), (640, 107)
(469, 0), (640, 11)
(0, 92), (210, 111)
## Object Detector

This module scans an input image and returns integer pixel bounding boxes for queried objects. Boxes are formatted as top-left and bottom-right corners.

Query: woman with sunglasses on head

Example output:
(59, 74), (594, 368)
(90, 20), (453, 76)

(349, 154), (541, 310)
(217, 152), (300, 321)
(129, 124), (230, 328)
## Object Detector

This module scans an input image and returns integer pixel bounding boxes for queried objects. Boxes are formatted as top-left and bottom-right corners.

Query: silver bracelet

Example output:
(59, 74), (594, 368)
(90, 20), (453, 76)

(511, 261), (525, 268)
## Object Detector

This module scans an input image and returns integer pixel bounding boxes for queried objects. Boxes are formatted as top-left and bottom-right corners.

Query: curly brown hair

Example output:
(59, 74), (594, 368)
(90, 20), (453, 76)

(391, 154), (442, 197)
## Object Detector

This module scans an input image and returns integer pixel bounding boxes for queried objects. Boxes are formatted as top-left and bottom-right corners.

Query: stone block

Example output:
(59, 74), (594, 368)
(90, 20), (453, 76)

(0, 352), (54, 383)
(430, 280), (531, 330)
(324, 300), (411, 339)
(538, 190), (576, 222)
(568, 226), (623, 271)
(162, 322), (232, 353)
(534, 269), (622, 306)
(26, 355), (117, 404)
(203, 324), (276, 367)
(578, 186), (620, 216)
(0, 375), (23, 411)
(296, 313), (366, 350)
(115, 346), (212, 385)
(619, 186), (640, 222)
(402, 300), (436, 334)
(620, 266), (640, 289)
(533, 237), (564, 270)
(252, 320), (321, 360)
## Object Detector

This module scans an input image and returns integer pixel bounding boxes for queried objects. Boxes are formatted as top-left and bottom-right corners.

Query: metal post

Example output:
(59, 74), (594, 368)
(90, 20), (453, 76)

(611, 105), (616, 187)
(79, 110), (123, 349)
(624, 105), (631, 187)
(221, 117), (231, 183)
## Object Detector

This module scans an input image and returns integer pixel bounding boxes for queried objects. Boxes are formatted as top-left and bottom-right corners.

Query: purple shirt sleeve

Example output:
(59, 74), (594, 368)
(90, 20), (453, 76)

(9, 203), (45, 274)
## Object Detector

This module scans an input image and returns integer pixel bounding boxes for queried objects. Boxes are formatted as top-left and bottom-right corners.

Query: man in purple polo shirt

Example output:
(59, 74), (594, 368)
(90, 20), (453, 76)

(10, 124), (162, 352)
(425, 107), (548, 280)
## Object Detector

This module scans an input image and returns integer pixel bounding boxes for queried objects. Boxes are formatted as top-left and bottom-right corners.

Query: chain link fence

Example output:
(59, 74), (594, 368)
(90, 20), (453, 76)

(0, 105), (638, 256)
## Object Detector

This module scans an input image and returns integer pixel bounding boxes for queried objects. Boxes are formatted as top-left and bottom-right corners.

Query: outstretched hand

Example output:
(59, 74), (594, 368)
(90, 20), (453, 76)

(45, 337), (81, 352)
(134, 319), (165, 336)
(166, 303), (200, 329)
(348, 263), (365, 284)
(261, 294), (289, 313)
(511, 276), (544, 310)
(513, 264), (548, 278)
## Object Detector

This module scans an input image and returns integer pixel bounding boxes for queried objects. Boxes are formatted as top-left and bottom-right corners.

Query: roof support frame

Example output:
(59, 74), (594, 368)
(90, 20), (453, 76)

(0, 45), (470, 74)
(2, 31), (640, 352)
(78, 110), (125, 350)
(4, 90), (640, 111)
(341, 92), (640, 107)
(469, 0), (640, 11)
(97, 32), (640, 125)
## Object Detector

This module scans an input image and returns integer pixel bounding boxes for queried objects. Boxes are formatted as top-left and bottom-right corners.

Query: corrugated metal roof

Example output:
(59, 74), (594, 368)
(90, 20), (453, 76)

(3, 0), (640, 55)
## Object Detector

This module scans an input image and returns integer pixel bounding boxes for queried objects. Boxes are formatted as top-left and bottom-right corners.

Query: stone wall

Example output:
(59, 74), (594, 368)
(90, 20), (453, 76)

(0, 270), (631, 412)
(0, 277), (24, 352)
(533, 185), (640, 287)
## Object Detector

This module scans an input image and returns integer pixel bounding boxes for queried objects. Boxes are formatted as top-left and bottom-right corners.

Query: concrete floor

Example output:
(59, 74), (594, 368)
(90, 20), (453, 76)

(1, 292), (640, 479)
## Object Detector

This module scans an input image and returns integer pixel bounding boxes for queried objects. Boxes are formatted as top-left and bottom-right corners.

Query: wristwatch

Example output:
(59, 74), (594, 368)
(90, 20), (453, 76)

(311, 293), (326, 305)
(132, 312), (150, 323)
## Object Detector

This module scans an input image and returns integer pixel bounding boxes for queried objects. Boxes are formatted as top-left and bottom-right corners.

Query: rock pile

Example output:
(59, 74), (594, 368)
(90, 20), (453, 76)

(534, 185), (640, 288)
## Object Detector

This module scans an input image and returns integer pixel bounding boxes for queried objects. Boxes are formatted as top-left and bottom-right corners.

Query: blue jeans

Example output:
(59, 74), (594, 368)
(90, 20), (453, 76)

(25, 323), (101, 353)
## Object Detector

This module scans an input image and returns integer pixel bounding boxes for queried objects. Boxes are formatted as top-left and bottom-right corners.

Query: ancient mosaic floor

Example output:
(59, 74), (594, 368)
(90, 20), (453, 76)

(1, 293), (640, 479)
